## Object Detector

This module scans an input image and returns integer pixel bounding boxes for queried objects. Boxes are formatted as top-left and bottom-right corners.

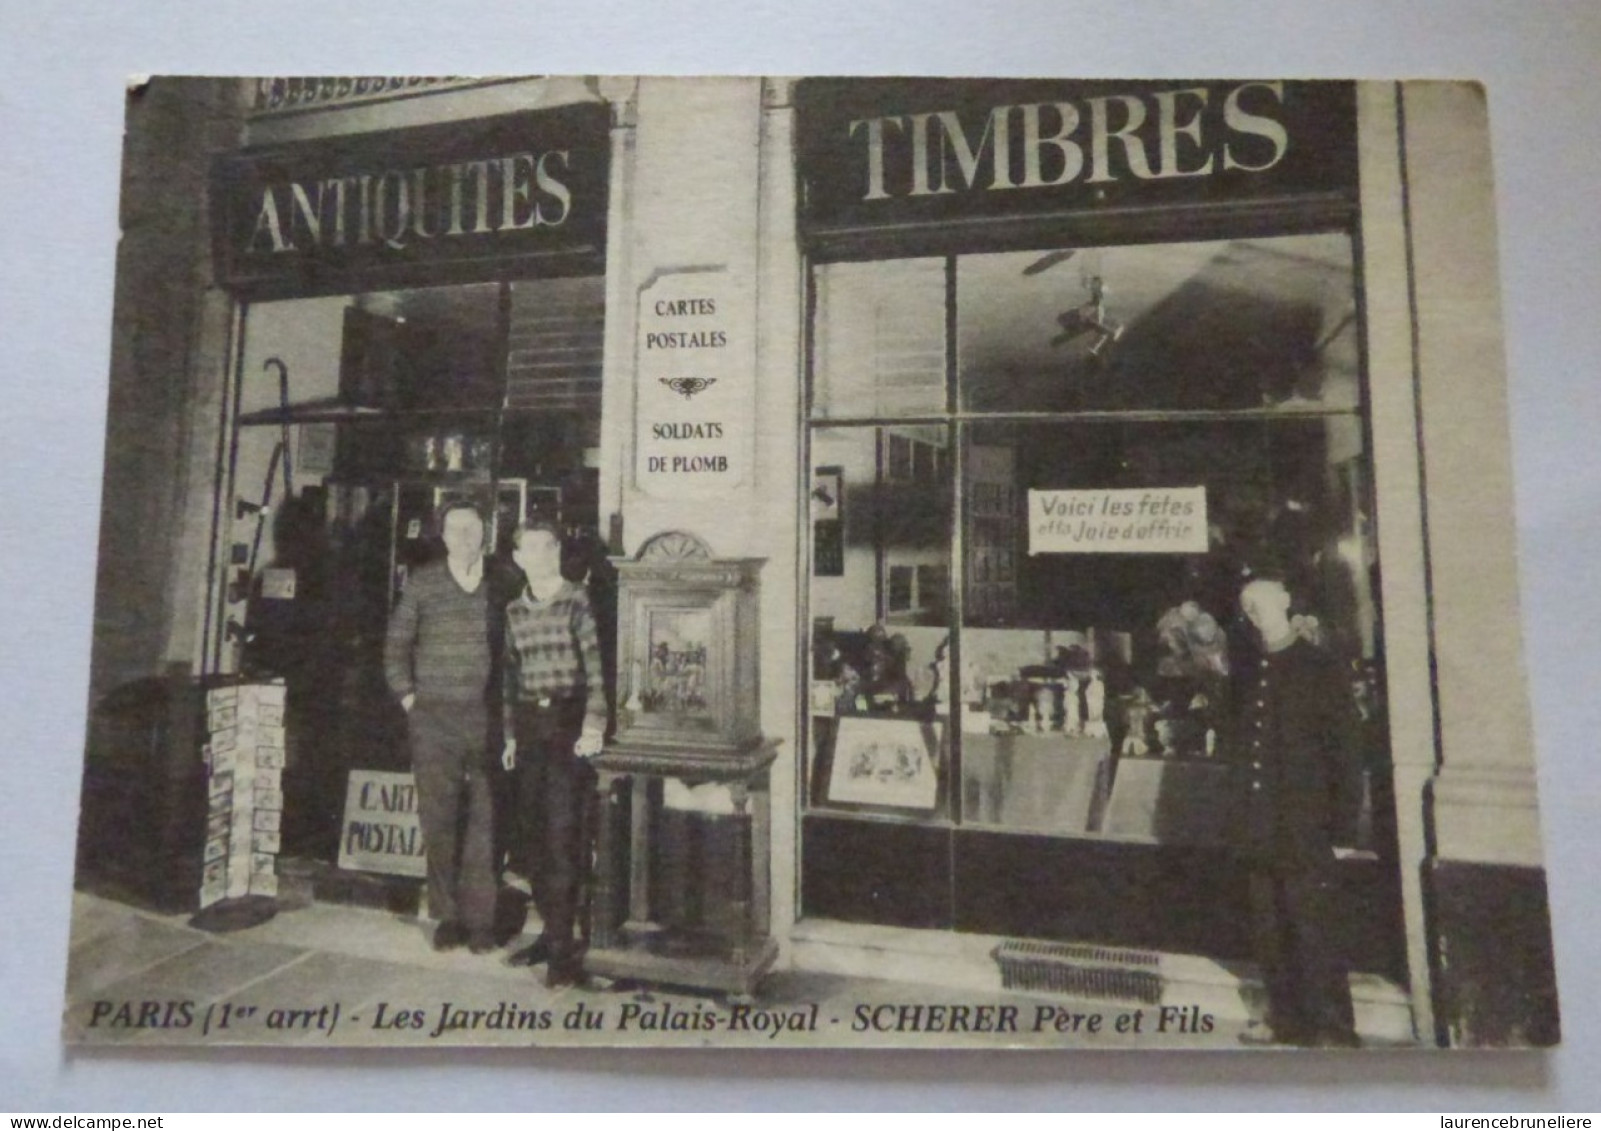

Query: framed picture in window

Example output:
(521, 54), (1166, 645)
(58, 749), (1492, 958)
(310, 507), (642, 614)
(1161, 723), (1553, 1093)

(826, 716), (942, 810)
(887, 564), (914, 613)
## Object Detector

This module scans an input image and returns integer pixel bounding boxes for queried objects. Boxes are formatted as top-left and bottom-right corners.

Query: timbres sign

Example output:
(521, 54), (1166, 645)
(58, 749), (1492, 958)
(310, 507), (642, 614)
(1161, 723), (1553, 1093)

(795, 78), (1357, 252)
(212, 103), (610, 297)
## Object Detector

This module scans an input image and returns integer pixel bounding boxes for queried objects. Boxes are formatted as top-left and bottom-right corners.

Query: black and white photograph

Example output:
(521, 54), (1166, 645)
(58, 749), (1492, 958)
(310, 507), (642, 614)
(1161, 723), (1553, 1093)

(37, 73), (1566, 1058)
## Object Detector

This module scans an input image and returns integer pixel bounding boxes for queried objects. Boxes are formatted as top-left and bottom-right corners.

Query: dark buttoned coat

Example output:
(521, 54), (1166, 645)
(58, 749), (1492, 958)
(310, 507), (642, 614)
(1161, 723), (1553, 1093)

(1231, 636), (1364, 870)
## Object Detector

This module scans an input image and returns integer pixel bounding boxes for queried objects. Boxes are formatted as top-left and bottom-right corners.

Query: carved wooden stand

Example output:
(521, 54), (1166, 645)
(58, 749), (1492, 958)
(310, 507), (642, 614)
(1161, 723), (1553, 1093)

(585, 740), (780, 998)
(581, 531), (776, 998)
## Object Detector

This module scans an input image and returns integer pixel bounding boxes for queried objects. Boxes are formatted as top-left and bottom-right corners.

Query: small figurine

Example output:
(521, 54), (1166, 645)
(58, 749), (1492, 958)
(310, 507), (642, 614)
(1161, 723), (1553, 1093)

(1084, 668), (1108, 739)
(1062, 673), (1083, 735)
(1031, 682), (1056, 727)
(1121, 686), (1154, 755)
(1155, 599), (1230, 680)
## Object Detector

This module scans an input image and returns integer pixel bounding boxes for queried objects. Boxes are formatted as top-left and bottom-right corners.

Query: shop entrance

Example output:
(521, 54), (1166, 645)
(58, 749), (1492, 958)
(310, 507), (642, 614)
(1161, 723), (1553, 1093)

(228, 275), (610, 863)
(801, 236), (1408, 983)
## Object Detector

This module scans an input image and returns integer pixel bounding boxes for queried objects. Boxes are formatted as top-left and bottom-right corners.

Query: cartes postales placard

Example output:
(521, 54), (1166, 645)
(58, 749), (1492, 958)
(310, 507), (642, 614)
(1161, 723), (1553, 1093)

(63, 76), (1558, 1050)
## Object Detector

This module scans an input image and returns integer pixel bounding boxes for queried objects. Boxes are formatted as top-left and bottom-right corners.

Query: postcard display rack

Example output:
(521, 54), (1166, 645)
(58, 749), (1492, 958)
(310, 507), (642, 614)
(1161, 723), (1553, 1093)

(194, 680), (286, 928)
(586, 531), (778, 998)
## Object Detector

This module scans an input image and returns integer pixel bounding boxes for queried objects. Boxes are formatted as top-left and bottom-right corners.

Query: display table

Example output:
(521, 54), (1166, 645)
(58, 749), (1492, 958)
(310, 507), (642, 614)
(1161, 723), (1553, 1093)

(1101, 757), (1233, 844)
(961, 732), (1106, 833)
(585, 739), (780, 999)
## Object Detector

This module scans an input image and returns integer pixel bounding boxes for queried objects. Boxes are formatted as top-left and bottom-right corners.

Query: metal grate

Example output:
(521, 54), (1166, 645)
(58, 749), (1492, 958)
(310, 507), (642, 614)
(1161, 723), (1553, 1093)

(505, 277), (605, 413)
(991, 939), (1165, 1005)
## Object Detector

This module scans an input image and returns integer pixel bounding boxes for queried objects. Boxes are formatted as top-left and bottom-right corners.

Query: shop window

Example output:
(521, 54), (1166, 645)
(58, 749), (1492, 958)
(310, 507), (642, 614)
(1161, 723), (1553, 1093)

(955, 418), (1378, 841)
(812, 258), (946, 419)
(957, 236), (1359, 415)
(506, 276), (605, 425)
(807, 424), (953, 818)
(804, 234), (1388, 856)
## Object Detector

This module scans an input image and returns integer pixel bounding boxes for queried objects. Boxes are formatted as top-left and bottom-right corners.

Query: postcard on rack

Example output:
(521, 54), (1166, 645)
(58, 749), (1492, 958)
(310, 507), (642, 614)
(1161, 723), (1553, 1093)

(63, 76), (1557, 1050)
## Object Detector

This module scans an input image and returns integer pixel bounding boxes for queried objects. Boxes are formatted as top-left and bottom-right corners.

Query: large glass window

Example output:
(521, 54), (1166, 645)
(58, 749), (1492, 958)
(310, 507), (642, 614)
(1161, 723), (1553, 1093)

(957, 237), (1359, 414)
(811, 258), (946, 419)
(805, 233), (1385, 851)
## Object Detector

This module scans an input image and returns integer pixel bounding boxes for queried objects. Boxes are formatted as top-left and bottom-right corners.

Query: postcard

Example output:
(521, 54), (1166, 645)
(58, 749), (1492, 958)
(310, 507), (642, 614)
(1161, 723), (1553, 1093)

(63, 76), (1558, 1050)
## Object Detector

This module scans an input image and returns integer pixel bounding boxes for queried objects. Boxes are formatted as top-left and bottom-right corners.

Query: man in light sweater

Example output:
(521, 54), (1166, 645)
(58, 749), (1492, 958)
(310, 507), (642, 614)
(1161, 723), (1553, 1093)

(384, 501), (497, 953)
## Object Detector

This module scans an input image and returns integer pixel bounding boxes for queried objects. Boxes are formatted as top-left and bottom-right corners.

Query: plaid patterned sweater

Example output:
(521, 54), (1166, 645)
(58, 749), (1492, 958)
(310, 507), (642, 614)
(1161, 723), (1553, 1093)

(503, 580), (606, 735)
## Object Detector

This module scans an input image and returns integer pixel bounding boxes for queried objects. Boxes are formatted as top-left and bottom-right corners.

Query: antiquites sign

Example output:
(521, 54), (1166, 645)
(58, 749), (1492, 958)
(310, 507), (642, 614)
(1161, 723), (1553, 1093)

(212, 103), (610, 297)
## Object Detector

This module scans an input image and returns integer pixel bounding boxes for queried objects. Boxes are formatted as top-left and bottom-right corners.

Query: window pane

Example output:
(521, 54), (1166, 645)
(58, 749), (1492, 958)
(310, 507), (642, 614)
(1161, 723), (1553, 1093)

(957, 418), (1382, 843)
(957, 234), (1359, 414)
(813, 258), (946, 419)
(807, 425), (953, 818)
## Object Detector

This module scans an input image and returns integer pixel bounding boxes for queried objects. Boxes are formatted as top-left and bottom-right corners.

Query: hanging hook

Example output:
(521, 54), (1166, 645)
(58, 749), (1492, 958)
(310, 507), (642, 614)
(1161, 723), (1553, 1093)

(262, 357), (294, 494)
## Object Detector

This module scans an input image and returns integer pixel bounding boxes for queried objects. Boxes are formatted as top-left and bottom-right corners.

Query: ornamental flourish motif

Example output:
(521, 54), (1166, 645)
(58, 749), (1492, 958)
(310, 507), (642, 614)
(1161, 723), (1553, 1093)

(660, 377), (717, 400)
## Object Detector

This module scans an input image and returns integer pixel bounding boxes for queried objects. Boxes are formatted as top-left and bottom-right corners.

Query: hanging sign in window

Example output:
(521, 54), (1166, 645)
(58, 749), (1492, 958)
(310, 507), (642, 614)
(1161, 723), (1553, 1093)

(1028, 487), (1207, 554)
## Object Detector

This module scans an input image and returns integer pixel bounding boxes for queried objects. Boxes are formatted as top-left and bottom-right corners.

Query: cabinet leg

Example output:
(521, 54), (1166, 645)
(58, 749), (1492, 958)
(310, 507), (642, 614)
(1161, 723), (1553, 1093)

(591, 771), (620, 950)
(729, 779), (752, 967)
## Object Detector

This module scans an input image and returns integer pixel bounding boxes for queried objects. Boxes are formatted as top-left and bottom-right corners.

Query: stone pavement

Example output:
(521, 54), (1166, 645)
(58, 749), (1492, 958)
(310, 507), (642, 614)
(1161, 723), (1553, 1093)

(61, 891), (1410, 1051)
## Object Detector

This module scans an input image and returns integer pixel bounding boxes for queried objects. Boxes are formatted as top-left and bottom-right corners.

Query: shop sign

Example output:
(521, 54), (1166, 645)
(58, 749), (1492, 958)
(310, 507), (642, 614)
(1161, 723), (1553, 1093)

(795, 79), (1356, 249)
(1029, 487), (1207, 554)
(213, 102), (610, 297)
(633, 268), (751, 497)
(338, 770), (426, 877)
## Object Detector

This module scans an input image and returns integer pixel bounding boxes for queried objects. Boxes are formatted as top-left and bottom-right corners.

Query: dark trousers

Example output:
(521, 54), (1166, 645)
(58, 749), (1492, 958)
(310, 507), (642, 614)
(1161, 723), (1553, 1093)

(513, 698), (594, 958)
(409, 703), (496, 934)
(1248, 862), (1357, 1044)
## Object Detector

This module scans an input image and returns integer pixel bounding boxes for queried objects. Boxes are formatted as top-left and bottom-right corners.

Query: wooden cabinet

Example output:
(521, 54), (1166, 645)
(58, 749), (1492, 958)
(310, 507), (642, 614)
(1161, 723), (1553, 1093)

(587, 742), (779, 998)
(581, 531), (779, 997)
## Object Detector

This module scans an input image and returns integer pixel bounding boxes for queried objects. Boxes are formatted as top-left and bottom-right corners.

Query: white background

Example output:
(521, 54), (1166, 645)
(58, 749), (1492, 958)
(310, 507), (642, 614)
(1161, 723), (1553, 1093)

(1, 0), (1598, 1111)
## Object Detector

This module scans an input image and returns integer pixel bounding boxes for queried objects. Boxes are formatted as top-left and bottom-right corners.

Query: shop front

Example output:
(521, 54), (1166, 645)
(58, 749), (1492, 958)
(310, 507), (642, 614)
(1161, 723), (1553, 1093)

(204, 85), (618, 869)
(75, 76), (1556, 1046)
(790, 79), (1409, 1003)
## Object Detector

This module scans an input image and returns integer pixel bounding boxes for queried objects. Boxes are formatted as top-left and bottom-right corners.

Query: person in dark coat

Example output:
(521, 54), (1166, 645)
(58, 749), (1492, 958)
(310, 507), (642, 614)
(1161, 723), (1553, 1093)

(1234, 574), (1365, 1047)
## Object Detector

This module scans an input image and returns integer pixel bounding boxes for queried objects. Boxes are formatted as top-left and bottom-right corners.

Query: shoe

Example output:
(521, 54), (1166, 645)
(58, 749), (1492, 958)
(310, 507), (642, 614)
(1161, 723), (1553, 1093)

(545, 956), (584, 989)
(432, 921), (467, 952)
(467, 931), (497, 955)
(1236, 1027), (1282, 1047)
(506, 937), (554, 968)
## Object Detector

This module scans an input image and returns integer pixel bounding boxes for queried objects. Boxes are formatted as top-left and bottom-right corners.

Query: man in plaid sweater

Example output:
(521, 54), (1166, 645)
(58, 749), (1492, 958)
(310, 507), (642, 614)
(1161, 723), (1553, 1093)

(499, 520), (606, 987)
